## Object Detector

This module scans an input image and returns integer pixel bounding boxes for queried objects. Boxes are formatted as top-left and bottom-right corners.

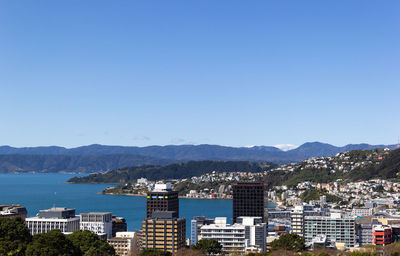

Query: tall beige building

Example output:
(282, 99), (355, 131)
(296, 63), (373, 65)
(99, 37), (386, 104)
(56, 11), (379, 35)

(141, 211), (186, 253)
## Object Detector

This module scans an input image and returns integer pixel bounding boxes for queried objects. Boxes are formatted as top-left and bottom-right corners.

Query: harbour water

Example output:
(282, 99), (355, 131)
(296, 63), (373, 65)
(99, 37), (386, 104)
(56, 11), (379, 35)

(0, 173), (274, 237)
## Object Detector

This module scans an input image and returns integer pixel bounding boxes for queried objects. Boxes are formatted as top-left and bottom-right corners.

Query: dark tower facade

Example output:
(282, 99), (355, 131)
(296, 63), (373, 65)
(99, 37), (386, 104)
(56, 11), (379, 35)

(232, 183), (268, 223)
(146, 183), (179, 218)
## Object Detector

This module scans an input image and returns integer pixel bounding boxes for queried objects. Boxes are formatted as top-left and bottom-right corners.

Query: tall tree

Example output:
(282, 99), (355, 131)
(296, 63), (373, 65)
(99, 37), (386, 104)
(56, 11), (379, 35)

(67, 230), (115, 256)
(0, 217), (32, 256)
(193, 239), (223, 255)
(270, 233), (305, 252)
(25, 230), (80, 256)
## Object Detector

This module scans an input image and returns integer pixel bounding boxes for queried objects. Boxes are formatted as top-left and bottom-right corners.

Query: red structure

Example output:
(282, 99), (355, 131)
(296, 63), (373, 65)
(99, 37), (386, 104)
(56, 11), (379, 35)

(373, 225), (393, 245)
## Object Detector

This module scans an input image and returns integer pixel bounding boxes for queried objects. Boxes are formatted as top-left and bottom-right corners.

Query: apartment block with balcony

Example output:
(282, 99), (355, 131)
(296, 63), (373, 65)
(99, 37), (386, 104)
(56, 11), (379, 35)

(304, 213), (356, 248)
(200, 217), (246, 254)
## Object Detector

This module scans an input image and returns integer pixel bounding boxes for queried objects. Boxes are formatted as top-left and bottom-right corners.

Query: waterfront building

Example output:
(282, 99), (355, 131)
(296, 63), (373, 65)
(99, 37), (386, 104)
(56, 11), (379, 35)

(141, 211), (186, 253)
(373, 225), (393, 245)
(108, 232), (137, 256)
(112, 216), (128, 237)
(146, 183), (179, 218)
(80, 212), (113, 239)
(0, 204), (27, 219)
(232, 183), (268, 223)
(25, 207), (80, 235)
(190, 216), (215, 246)
(237, 216), (267, 252)
(304, 212), (356, 248)
(200, 217), (246, 254)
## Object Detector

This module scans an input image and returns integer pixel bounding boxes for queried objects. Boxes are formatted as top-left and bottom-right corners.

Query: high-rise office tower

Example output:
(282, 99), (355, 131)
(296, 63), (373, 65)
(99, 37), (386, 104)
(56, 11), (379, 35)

(232, 183), (267, 223)
(112, 215), (128, 237)
(146, 183), (179, 218)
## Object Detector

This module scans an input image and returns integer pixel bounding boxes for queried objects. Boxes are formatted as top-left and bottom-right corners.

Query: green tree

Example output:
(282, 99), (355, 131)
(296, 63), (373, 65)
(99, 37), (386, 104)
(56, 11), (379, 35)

(25, 230), (80, 256)
(67, 230), (115, 256)
(270, 233), (305, 252)
(0, 217), (32, 256)
(139, 249), (172, 256)
(193, 239), (222, 255)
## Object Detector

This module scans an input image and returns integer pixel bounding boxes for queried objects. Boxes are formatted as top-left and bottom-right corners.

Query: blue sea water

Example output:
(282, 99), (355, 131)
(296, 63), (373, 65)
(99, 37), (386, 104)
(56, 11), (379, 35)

(0, 174), (274, 237)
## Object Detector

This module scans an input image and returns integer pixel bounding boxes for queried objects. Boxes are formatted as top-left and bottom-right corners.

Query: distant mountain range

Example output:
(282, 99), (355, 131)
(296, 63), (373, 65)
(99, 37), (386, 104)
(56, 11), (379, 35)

(68, 148), (400, 186)
(0, 142), (397, 173)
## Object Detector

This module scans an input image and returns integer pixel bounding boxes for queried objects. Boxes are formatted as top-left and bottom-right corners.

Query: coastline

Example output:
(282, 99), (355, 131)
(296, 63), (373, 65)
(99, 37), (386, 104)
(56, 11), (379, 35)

(99, 192), (233, 200)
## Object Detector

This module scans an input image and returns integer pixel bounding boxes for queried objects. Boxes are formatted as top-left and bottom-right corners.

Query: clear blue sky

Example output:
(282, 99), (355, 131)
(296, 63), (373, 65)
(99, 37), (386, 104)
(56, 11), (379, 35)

(0, 0), (399, 148)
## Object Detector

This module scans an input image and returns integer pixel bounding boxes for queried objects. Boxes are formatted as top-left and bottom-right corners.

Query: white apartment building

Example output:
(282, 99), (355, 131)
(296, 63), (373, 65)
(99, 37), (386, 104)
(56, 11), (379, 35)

(304, 212), (356, 248)
(190, 216), (215, 245)
(80, 212), (113, 238)
(200, 217), (246, 254)
(25, 207), (80, 235)
(108, 232), (137, 256)
(291, 205), (304, 236)
(237, 217), (267, 252)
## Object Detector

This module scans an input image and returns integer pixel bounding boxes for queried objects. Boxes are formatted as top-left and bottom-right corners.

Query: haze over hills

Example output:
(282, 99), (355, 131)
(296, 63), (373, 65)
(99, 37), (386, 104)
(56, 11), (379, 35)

(0, 142), (396, 173)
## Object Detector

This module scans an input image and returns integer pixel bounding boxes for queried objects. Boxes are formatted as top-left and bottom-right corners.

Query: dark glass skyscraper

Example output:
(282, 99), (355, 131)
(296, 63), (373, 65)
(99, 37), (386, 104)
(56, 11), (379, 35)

(146, 183), (179, 218)
(232, 183), (268, 223)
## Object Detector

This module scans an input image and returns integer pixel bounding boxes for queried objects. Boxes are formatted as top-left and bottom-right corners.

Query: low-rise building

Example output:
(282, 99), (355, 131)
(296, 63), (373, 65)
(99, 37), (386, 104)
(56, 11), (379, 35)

(80, 212), (113, 239)
(373, 225), (392, 245)
(108, 232), (137, 256)
(200, 217), (246, 254)
(352, 208), (374, 217)
(0, 204), (27, 219)
(25, 207), (80, 235)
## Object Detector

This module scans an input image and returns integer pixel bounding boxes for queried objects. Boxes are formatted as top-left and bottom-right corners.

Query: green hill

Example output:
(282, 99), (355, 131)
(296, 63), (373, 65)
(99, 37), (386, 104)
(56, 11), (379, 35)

(67, 160), (276, 183)
(262, 148), (400, 188)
